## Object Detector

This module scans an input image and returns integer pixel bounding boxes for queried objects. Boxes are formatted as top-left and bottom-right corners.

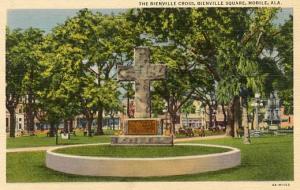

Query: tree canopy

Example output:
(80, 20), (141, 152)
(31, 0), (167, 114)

(6, 8), (293, 137)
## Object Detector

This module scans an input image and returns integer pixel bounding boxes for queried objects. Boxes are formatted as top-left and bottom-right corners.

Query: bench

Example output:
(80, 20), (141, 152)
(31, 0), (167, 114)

(250, 130), (261, 137)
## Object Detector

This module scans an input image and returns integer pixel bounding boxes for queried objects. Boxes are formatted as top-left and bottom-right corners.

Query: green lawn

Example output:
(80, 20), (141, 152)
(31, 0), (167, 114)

(7, 132), (111, 149)
(6, 135), (293, 182)
(54, 145), (229, 157)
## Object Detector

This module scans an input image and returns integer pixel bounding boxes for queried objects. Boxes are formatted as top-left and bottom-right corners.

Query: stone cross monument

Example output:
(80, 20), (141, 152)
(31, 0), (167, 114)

(117, 47), (166, 118)
(112, 47), (172, 145)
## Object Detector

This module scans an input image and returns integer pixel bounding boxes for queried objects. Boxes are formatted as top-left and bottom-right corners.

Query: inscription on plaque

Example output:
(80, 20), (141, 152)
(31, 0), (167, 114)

(127, 120), (158, 135)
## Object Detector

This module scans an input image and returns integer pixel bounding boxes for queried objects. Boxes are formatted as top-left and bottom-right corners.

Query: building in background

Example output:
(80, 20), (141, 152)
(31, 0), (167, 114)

(280, 107), (294, 129)
(264, 92), (281, 126)
(6, 104), (25, 136)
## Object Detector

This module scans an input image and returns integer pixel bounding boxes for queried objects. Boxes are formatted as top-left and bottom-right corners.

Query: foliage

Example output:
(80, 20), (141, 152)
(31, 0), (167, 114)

(6, 27), (45, 135)
(151, 93), (165, 117)
(6, 8), (293, 137)
(274, 16), (293, 114)
(120, 82), (135, 116)
(35, 9), (140, 133)
(127, 8), (282, 137)
(181, 100), (196, 115)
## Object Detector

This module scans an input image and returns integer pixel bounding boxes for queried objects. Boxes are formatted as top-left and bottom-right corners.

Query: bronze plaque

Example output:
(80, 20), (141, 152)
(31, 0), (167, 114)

(127, 120), (158, 135)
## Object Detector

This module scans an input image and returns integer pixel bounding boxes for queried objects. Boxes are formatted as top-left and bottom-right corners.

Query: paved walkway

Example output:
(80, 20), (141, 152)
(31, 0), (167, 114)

(6, 135), (227, 153)
(6, 146), (66, 153)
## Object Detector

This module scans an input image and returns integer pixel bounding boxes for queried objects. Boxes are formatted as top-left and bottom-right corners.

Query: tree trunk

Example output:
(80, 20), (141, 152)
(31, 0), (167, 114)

(64, 120), (68, 132)
(251, 109), (255, 130)
(208, 106), (213, 128)
(172, 114), (177, 134)
(233, 96), (240, 138)
(96, 106), (104, 135)
(241, 96), (251, 144)
(55, 124), (59, 145)
(226, 101), (234, 137)
(169, 111), (177, 146)
(112, 116), (115, 130)
(28, 65), (35, 133)
(26, 91), (35, 133)
(9, 109), (16, 138)
(69, 118), (73, 132)
(213, 112), (217, 128)
(87, 117), (93, 137)
(49, 123), (56, 137)
(221, 104), (227, 130)
(83, 109), (94, 137)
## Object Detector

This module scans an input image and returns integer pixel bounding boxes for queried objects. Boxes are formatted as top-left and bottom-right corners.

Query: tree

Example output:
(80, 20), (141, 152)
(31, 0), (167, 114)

(6, 27), (45, 136)
(128, 8), (280, 138)
(105, 87), (122, 130)
(149, 46), (205, 136)
(274, 15), (293, 114)
(192, 82), (218, 129)
(55, 9), (140, 135)
(20, 28), (44, 133)
(181, 100), (196, 127)
(36, 9), (138, 136)
(151, 93), (165, 117)
(121, 82), (135, 117)
(6, 28), (25, 137)
(240, 89), (251, 144)
(36, 31), (83, 136)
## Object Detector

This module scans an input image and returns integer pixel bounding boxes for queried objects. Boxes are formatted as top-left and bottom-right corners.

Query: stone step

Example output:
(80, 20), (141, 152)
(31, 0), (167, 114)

(111, 135), (173, 145)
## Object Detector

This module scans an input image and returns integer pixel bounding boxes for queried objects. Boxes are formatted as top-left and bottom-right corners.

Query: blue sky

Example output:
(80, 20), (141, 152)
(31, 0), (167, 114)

(7, 8), (292, 32)
(7, 9), (125, 32)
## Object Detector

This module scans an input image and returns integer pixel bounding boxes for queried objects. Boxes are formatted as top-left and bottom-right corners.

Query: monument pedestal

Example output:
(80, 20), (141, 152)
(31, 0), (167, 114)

(111, 118), (173, 146)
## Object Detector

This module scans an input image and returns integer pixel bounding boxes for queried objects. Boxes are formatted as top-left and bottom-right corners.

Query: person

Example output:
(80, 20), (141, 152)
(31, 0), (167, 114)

(128, 101), (135, 118)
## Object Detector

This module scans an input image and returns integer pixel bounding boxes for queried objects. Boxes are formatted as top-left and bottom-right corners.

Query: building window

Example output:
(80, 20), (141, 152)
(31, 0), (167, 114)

(19, 118), (22, 122)
(19, 124), (22, 129)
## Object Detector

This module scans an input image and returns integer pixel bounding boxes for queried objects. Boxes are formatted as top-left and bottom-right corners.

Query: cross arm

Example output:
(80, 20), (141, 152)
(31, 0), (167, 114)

(117, 65), (136, 81)
(147, 64), (167, 80)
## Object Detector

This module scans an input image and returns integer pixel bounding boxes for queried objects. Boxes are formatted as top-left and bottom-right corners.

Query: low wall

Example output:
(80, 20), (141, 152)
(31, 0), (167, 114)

(46, 143), (241, 177)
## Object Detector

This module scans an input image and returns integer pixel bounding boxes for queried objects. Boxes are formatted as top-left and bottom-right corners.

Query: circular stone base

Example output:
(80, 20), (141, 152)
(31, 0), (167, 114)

(46, 143), (241, 177)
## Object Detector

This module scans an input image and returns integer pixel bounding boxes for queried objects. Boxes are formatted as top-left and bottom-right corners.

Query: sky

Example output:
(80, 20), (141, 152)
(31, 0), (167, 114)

(7, 8), (293, 32)
(7, 9), (126, 32)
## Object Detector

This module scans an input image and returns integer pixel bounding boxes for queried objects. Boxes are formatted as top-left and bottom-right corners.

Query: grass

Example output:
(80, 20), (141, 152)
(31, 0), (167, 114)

(6, 135), (293, 182)
(6, 132), (111, 149)
(54, 145), (229, 158)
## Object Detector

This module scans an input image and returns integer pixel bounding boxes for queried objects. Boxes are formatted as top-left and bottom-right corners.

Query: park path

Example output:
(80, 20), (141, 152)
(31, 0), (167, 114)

(6, 135), (227, 153)
(6, 146), (64, 153)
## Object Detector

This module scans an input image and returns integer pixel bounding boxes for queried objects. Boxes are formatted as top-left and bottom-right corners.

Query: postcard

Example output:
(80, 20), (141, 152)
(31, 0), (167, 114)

(1, 0), (298, 190)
